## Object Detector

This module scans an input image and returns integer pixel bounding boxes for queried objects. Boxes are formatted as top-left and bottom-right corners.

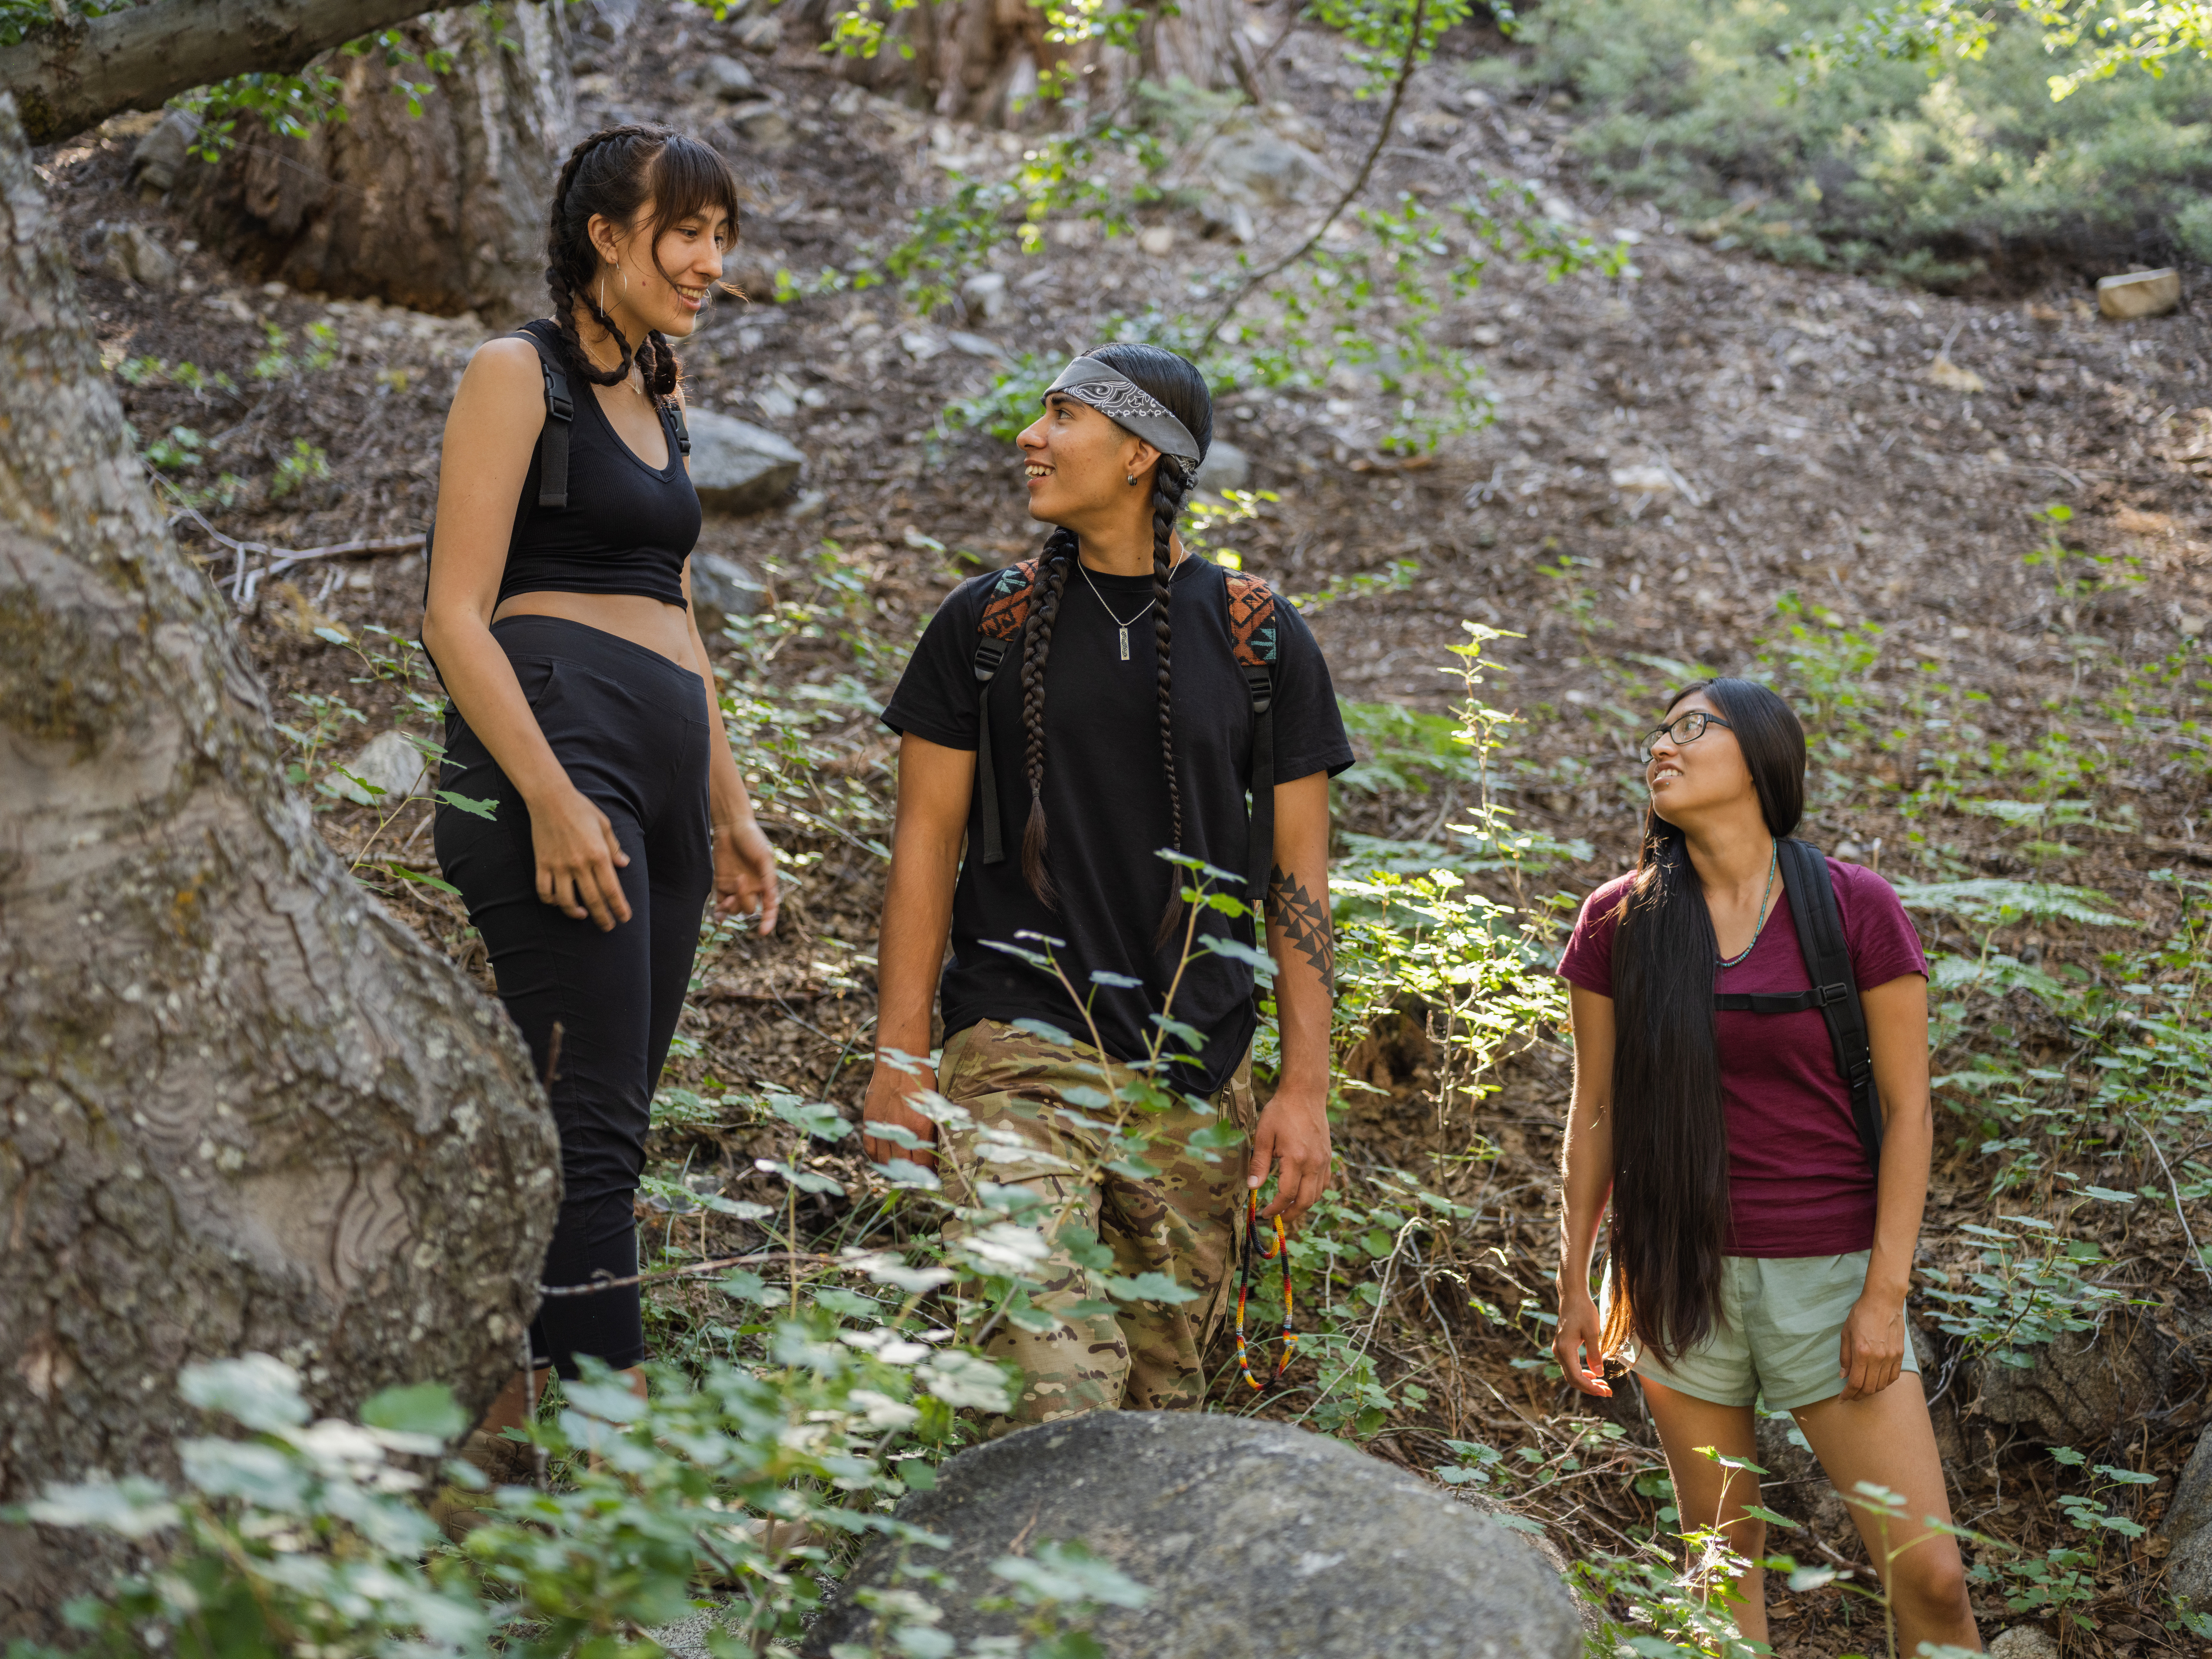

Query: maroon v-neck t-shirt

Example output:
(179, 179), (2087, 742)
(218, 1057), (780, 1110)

(1556, 858), (1927, 1257)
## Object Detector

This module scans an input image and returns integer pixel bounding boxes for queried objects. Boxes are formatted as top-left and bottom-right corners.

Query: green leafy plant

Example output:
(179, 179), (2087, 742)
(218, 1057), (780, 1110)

(268, 438), (331, 501)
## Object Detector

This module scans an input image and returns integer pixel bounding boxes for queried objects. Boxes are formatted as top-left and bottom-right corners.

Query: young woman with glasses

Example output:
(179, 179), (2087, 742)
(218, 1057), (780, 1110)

(1551, 679), (1980, 1651)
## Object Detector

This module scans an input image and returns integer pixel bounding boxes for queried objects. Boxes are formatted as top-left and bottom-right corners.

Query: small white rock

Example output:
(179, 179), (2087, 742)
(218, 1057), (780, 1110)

(2097, 267), (2180, 320)
(961, 270), (1007, 321)
(332, 730), (430, 807)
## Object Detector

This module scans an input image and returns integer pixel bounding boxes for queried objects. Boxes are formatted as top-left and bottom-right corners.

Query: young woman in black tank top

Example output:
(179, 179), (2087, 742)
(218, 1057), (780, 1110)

(421, 125), (778, 1476)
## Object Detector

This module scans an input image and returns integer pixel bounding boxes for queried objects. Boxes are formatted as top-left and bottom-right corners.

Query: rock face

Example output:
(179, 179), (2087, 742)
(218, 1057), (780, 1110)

(686, 408), (804, 514)
(2162, 1429), (2212, 1612)
(1186, 108), (1340, 242)
(804, 1412), (1583, 1659)
(1977, 1319), (2164, 1446)
(688, 551), (765, 635)
(1193, 439), (1250, 496)
(93, 222), (175, 288)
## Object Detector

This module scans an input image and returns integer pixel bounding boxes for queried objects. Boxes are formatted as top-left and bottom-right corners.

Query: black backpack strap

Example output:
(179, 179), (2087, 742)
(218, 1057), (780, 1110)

(509, 324), (574, 510)
(971, 561), (1039, 866)
(1775, 838), (1883, 1175)
(1224, 571), (1280, 904)
(662, 394), (691, 458)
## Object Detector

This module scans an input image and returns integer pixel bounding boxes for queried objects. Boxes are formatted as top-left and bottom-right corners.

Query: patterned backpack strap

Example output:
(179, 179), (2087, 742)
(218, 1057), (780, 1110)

(978, 557), (1040, 646)
(1223, 567), (1280, 671)
(971, 558), (1040, 866)
(1222, 569), (1279, 903)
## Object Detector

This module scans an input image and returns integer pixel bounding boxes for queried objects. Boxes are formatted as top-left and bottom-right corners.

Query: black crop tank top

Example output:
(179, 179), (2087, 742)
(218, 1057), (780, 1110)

(498, 320), (701, 609)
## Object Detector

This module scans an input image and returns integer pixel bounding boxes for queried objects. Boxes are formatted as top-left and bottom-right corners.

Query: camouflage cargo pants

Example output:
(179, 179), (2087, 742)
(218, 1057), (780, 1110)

(938, 1019), (1255, 1436)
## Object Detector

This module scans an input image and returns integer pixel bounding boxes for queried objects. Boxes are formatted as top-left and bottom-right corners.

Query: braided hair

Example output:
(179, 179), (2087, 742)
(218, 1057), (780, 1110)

(1017, 527), (1080, 906)
(1015, 343), (1213, 948)
(544, 123), (742, 398)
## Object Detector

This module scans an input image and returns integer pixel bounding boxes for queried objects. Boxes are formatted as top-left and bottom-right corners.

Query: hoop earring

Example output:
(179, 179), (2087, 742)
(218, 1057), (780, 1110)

(598, 272), (607, 317)
(1126, 473), (1137, 486)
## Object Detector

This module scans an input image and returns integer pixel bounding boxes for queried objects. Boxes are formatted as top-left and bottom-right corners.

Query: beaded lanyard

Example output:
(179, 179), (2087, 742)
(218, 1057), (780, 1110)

(1234, 1189), (1296, 1391)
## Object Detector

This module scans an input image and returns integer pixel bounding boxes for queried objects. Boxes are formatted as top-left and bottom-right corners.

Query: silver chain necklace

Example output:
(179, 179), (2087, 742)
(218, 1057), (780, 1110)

(1079, 557), (1186, 662)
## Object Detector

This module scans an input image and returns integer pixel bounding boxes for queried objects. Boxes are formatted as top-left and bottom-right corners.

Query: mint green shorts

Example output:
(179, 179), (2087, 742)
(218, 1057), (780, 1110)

(1607, 1251), (1917, 1412)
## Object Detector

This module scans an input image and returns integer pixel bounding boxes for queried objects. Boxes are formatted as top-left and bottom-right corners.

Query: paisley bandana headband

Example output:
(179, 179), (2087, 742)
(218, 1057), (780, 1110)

(1043, 356), (1203, 468)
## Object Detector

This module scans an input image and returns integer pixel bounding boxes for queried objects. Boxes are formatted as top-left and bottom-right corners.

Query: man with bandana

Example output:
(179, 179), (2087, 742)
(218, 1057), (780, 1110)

(860, 345), (1354, 1433)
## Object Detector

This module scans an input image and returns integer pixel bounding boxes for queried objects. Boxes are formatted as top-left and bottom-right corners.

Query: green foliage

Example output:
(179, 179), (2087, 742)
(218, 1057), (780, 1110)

(1795, 0), (2212, 100)
(1332, 627), (1577, 1123)
(1503, 0), (2212, 283)
(1918, 1215), (2135, 1365)
(268, 437), (331, 501)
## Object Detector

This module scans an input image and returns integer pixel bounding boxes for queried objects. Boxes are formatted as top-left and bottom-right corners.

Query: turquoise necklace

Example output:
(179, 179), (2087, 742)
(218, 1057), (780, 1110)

(1716, 840), (1779, 969)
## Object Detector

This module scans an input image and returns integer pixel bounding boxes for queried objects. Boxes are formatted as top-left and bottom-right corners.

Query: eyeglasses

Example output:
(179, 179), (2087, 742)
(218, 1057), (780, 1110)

(1640, 709), (1734, 762)
(1234, 1189), (1296, 1392)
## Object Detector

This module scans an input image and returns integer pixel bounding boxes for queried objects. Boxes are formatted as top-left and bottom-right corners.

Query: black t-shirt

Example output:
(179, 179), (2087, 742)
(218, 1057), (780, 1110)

(884, 555), (1354, 1095)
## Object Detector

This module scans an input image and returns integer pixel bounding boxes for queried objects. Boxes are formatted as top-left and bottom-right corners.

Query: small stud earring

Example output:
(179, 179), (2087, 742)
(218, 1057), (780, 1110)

(1127, 473), (1138, 486)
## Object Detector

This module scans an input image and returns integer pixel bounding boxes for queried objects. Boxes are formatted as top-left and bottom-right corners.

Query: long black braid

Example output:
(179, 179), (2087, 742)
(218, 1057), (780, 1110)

(1150, 455), (1193, 947)
(1017, 527), (1080, 906)
(544, 123), (741, 401)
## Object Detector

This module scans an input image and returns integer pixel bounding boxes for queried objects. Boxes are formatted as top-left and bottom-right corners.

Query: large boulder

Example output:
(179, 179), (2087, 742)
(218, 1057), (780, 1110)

(2163, 1430), (2212, 1613)
(1977, 1318), (2165, 1447)
(804, 1411), (1582, 1658)
(686, 408), (804, 514)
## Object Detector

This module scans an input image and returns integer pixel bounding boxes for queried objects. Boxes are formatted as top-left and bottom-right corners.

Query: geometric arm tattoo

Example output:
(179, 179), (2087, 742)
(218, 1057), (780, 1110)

(1267, 862), (1335, 996)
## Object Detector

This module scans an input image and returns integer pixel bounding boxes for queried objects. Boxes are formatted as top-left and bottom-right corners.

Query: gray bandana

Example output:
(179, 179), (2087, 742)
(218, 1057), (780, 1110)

(1043, 356), (1203, 469)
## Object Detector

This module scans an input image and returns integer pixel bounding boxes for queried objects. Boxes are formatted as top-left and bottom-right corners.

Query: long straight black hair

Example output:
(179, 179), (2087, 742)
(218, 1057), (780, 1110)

(1601, 676), (1807, 1362)
(1016, 343), (1213, 948)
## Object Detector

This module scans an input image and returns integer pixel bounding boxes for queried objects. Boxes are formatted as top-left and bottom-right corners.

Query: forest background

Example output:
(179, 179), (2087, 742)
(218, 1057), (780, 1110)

(2, 0), (2211, 1653)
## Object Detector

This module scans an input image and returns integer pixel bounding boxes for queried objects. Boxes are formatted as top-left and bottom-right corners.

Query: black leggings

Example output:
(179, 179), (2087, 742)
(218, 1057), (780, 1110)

(434, 615), (712, 1378)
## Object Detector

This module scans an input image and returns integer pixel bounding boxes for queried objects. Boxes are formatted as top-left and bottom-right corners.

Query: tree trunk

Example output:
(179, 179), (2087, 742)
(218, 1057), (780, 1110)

(0, 89), (559, 1645)
(0, 0), (482, 145)
(808, 0), (1266, 128)
(178, 0), (573, 325)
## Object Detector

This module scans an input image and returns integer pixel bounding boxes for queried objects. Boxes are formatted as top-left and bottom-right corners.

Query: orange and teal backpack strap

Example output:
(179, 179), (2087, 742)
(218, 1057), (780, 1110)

(971, 558), (1040, 866)
(1223, 569), (1279, 904)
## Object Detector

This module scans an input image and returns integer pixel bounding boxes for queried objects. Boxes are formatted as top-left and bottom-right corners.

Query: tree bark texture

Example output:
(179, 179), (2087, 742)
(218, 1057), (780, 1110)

(179, 1), (573, 326)
(0, 92), (559, 1642)
(0, 0), (480, 144)
(804, 0), (1265, 128)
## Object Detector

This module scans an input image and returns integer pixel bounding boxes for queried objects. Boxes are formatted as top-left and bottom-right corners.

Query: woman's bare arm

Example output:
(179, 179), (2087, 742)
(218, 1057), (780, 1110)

(421, 338), (632, 930)
(674, 395), (778, 933)
(1554, 984), (1616, 1396)
(858, 733), (974, 1169)
(1841, 973), (1933, 1399)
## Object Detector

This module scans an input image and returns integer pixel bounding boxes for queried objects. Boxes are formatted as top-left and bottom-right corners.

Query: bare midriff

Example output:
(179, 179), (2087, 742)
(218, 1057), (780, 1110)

(491, 590), (697, 668)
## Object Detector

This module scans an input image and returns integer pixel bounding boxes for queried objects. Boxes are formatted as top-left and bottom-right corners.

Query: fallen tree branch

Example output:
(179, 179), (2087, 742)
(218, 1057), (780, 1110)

(171, 506), (422, 604)
(1, 0), (472, 144)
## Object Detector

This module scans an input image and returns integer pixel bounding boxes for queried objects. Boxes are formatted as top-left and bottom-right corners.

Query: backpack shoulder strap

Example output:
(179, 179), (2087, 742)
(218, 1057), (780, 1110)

(660, 393), (691, 459)
(971, 559), (1040, 866)
(1223, 568), (1279, 903)
(509, 323), (574, 510)
(1776, 838), (1883, 1177)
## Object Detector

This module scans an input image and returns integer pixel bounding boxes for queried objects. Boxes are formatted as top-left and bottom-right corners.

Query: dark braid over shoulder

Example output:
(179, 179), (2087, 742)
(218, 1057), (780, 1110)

(1018, 529), (1080, 906)
(1150, 456), (1192, 947)
(543, 123), (740, 401)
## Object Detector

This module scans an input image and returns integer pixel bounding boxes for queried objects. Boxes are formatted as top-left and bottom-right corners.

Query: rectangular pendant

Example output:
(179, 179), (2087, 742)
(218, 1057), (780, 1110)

(1119, 626), (1130, 661)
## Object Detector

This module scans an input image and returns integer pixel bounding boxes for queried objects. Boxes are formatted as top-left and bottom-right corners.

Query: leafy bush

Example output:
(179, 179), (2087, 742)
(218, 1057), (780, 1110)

(1494, 0), (2212, 284)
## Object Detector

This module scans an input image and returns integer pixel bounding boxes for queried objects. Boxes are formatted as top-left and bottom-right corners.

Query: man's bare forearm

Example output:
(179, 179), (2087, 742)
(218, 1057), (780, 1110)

(1266, 861), (1334, 1091)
